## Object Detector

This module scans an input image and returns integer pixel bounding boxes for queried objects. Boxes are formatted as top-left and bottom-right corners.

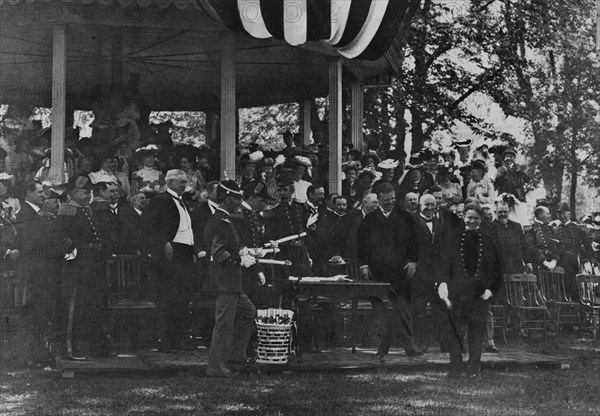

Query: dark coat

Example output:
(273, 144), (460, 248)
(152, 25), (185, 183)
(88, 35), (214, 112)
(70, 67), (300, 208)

(344, 208), (366, 260)
(525, 221), (560, 268)
(15, 201), (42, 248)
(411, 213), (441, 286)
(492, 219), (529, 274)
(357, 207), (418, 293)
(311, 210), (348, 268)
(204, 209), (243, 294)
(90, 198), (119, 255)
(117, 205), (144, 254)
(555, 222), (591, 261)
(439, 229), (503, 300)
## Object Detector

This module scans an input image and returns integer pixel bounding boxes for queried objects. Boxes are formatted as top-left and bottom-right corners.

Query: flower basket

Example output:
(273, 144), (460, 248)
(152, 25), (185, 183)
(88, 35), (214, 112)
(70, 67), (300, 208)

(256, 309), (294, 364)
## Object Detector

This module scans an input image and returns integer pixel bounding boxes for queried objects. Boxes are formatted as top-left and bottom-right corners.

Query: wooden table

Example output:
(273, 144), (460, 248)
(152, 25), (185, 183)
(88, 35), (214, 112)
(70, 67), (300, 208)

(288, 281), (394, 355)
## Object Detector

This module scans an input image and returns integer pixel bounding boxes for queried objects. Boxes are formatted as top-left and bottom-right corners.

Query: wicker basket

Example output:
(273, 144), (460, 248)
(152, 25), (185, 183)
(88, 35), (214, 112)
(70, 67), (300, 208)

(256, 309), (294, 364)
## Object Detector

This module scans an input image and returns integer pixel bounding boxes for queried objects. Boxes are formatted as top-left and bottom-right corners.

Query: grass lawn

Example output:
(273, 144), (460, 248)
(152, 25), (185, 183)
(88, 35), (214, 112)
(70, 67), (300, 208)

(1, 336), (599, 416)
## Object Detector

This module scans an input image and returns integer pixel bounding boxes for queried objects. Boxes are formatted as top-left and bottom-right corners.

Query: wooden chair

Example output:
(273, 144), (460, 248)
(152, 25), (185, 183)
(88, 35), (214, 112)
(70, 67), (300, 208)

(106, 255), (158, 349)
(538, 267), (580, 331)
(0, 270), (19, 314)
(504, 274), (548, 341)
(575, 274), (600, 340)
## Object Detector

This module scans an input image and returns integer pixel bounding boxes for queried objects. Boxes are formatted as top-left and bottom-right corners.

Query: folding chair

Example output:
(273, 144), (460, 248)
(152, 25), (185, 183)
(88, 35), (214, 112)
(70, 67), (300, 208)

(106, 255), (158, 349)
(538, 267), (580, 331)
(504, 274), (548, 341)
(576, 274), (600, 340)
(490, 292), (508, 345)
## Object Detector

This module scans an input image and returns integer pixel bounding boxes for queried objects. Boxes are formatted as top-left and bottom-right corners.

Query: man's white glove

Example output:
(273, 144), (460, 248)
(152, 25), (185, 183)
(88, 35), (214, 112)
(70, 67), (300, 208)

(592, 241), (600, 252)
(543, 259), (557, 270)
(480, 289), (493, 301)
(64, 248), (78, 261)
(359, 266), (371, 280)
(437, 282), (451, 308)
(404, 262), (417, 279)
(240, 254), (256, 268)
(258, 272), (266, 286)
(197, 251), (207, 259)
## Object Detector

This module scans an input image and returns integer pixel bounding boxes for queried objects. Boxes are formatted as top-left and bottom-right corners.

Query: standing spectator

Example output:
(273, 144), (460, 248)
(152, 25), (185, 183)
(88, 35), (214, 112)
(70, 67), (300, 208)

(88, 154), (118, 185)
(117, 192), (148, 255)
(402, 192), (419, 214)
(410, 194), (445, 352)
(555, 202), (592, 300)
(291, 156), (312, 204)
(357, 183), (422, 360)
(438, 163), (463, 205)
(345, 193), (378, 261)
(525, 205), (560, 271)
(437, 204), (502, 378)
(142, 170), (200, 352)
(466, 159), (496, 205)
(0, 172), (20, 221)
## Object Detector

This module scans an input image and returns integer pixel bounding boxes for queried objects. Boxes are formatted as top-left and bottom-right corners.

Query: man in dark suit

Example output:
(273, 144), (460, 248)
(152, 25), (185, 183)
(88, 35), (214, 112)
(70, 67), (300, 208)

(357, 182), (422, 359)
(190, 180), (219, 292)
(410, 194), (446, 352)
(117, 192), (148, 254)
(311, 196), (348, 275)
(142, 169), (201, 351)
(205, 180), (257, 377)
(16, 180), (48, 360)
(344, 193), (378, 261)
(438, 203), (503, 378)
(90, 181), (120, 257)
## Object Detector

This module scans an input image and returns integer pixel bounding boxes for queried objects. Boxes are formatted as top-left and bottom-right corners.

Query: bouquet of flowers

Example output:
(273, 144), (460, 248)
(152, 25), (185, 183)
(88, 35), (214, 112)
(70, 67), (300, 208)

(256, 308), (294, 325)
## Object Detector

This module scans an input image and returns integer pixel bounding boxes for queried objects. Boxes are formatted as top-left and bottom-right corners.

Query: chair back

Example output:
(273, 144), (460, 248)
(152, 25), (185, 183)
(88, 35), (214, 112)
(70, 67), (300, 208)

(504, 274), (546, 308)
(576, 274), (600, 307)
(106, 255), (153, 305)
(538, 268), (571, 302)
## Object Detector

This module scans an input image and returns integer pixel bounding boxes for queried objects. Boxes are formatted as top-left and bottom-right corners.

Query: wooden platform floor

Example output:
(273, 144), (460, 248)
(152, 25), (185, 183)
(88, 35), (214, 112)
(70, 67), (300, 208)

(55, 345), (571, 378)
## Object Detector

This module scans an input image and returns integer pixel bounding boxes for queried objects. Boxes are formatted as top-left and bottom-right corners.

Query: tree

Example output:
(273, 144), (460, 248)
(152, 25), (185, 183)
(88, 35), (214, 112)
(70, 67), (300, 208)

(486, 0), (600, 216)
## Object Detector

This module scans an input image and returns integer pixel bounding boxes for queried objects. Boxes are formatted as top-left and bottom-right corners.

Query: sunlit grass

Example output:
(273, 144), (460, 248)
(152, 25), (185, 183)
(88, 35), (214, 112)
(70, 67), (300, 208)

(0, 338), (599, 415)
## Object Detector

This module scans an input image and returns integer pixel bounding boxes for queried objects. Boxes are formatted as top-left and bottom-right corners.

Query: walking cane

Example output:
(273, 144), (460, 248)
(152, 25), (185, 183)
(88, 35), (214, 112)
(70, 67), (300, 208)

(445, 304), (468, 366)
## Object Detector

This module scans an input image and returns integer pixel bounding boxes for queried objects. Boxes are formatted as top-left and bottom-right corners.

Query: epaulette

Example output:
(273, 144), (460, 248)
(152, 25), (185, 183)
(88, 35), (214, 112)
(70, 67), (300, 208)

(221, 217), (232, 224)
(57, 204), (77, 216)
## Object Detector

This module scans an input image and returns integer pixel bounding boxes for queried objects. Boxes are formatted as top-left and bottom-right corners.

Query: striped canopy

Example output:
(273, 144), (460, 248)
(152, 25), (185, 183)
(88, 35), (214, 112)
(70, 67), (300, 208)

(207, 0), (410, 61)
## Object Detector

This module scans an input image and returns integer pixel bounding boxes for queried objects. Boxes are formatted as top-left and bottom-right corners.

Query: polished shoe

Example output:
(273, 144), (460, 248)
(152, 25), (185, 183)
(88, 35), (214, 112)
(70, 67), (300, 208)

(484, 345), (499, 354)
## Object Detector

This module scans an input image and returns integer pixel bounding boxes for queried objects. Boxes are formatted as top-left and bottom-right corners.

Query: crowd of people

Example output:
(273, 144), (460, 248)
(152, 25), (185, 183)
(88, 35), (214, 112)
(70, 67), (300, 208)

(2, 119), (600, 378)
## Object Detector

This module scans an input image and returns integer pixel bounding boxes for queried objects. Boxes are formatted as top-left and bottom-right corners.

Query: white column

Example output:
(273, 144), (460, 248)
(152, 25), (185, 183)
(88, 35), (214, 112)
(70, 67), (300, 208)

(50, 26), (66, 185)
(220, 34), (236, 181)
(328, 60), (343, 194)
(351, 83), (364, 151)
(299, 100), (312, 145)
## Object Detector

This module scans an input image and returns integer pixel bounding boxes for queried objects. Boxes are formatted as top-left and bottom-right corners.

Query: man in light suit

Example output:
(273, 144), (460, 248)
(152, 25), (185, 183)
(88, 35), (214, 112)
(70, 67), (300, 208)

(142, 169), (201, 352)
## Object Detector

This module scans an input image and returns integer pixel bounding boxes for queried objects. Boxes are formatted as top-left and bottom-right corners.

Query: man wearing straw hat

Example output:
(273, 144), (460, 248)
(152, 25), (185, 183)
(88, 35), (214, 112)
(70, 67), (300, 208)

(205, 180), (258, 377)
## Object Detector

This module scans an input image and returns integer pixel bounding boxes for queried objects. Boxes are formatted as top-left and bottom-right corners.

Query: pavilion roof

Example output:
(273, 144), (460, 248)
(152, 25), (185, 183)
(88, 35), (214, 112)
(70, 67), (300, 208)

(0, 0), (417, 110)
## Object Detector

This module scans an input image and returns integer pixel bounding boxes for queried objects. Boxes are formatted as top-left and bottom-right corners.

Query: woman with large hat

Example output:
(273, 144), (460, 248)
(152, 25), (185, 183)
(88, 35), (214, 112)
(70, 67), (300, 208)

(0, 172), (20, 222)
(495, 148), (531, 225)
(438, 162), (463, 205)
(131, 145), (165, 195)
(466, 159), (496, 204)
